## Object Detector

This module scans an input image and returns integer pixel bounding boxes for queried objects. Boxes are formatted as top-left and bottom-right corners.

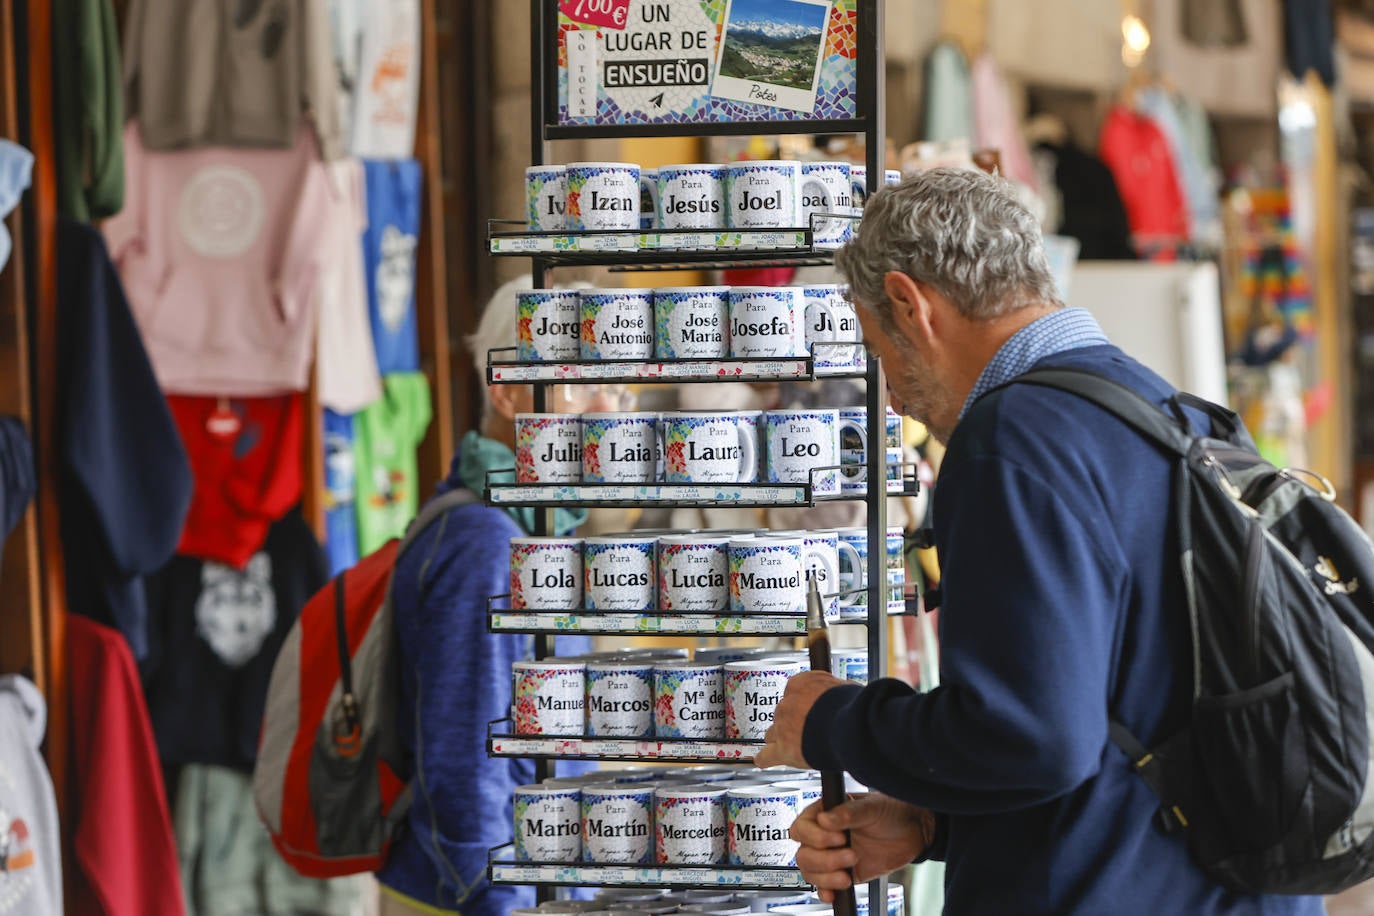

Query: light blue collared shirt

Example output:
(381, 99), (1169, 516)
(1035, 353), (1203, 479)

(960, 307), (1110, 418)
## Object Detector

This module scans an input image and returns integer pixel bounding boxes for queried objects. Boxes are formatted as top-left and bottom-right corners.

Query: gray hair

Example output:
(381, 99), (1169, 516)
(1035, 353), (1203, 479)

(835, 168), (1062, 326)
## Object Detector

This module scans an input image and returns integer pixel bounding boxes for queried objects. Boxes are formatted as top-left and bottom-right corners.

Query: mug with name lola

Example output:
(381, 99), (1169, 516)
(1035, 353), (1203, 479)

(509, 537), (583, 610)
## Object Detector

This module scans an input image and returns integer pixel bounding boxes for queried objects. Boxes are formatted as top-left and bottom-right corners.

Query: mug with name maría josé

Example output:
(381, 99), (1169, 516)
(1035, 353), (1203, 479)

(580, 288), (654, 360)
(582, 413), (660, 484)
(517, 289), (581, 362)
(658, 533), (733, 611)
(515, 414), (583, 483)
(763, 409), (840, 496)
(657, 164), (727, 235)
(566, 162), (641, 231)
(509, 537), (583, 610)
(583, 535), (657, 611)
(802, 284), (863, 370)
(526, 165), (567, 232)
(728, 287), (805, 359)
(661, 412), (759, 484)
(654, 287), (730, 359)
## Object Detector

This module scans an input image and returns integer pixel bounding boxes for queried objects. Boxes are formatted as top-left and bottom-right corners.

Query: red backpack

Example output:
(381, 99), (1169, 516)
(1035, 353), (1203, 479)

(252, 489), (476, 877)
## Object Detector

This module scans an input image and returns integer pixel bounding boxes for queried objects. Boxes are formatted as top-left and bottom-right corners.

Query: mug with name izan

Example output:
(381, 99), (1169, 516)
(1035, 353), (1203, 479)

(580, 288), (654, 360)
(728, 287), (805, 359)
(661, 412), (759, 484)
(526, 165), (567, 232)
(515, 414), (583, 483)
(763, 409), (840, 495)
(657, 164), (727, 237)
(654, 287), (730, 359)
(566, 162), (641, 231)
(582, 413), (660, 484)
(517, 289), (581, 362)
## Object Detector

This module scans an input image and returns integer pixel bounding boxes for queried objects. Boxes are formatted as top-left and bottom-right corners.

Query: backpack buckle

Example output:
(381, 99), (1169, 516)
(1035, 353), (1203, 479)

(1154, 805), (1188, 835)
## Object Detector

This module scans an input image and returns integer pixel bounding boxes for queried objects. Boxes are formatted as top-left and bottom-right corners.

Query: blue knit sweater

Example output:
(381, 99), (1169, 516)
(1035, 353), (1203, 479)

(803, 345), (1323, 915)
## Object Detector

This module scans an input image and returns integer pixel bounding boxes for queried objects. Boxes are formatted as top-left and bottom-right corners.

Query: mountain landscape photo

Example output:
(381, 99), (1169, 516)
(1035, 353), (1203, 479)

(718, 0), (828, 91)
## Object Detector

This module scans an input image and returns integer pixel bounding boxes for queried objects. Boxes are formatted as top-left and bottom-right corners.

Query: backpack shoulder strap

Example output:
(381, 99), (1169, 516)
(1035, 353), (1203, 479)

(396, 487), (479, 560)
(1004, 367), (1195, 458)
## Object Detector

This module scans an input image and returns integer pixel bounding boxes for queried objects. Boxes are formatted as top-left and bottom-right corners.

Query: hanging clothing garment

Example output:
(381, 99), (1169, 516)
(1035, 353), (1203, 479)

(350, 0), (421, 158)
(317, 159), (382, 415)
(105, 125), (348, 396)
(67, 615), (187, 916)
(1184, 0), (1250, 46)
(58, 218), (192, 660)
(923, 42), (974, 143)
(1152, 0), (1282, 117)
(326, 0), (366, 153)
(0, 676), (62, 916)
(1284, 0), (1337, 85)
(1035, 141), (1136, 260)
(174, 764), (367, 916)
(353, 372), (432, 555)
(142, 510), (326, 772)
(970, 52), (1037, 189)
(168, 394), (304, 569)
(53, 0), (123, 220)
(1135, 87), (1220, 244)
(323, 409), (360, 574)
(0, 416), (35, 544)
(362, 159), (423, 375)
(0, 141), (33, 275)
(1098, 106), (1191, 246)
(121, 0), (343, 159)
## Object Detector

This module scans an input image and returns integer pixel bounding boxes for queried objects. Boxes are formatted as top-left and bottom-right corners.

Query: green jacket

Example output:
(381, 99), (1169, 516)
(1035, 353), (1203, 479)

(54, 0), (124, 221)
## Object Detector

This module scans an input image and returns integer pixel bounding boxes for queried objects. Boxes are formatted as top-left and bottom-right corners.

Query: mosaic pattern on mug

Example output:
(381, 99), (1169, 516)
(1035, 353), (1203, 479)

(764, 409), (840, 495)
(583, 537), (657, 611)
(728, 538), (805, 614)
(803, 284), (862, 369)
(586, 662), (655, 738)
(657, 535), (731, 612)
(565, 162), (641, 231)
(513, 784), (582, 862)
(657, 164), (727, 233)
(582, 413), (659, 483)
(726, 787), (801, 866)
(580, 289), (654, 360)
(654, 663), (725, 739)
(728, 287), (804, 359)
(509, 537), (582, 610)
(800, 161), (854, 244)
(525, 165), (567, 232)
(724, 660), (802, 739)
(516, 289), (580, 362)
(581, 784), (654, 864)
(515, 414), (583, 483)
(726, 160), (801, 230)
(661, 412), (757, 484)
(655, 786), (727, 865)
(512, 661), (585, 736)
(653, 287), (730, 359)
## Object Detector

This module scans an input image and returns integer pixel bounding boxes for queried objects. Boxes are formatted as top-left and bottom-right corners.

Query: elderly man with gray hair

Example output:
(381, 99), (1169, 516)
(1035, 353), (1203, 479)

(757, 170), (1320, 915)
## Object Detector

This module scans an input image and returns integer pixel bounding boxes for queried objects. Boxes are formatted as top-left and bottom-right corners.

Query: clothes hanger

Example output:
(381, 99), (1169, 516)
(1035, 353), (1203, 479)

(1024, 113), (1071, 148)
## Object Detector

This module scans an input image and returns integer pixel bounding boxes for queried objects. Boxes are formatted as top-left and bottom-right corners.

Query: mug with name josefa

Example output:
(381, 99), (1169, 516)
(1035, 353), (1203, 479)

(729, 287), (806, 359)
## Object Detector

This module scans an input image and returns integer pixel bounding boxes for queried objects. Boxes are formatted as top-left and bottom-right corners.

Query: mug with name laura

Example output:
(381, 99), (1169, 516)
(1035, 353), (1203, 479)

(728, 287), (805, 359)
(515, 414), (583, 483)
(525, 165), (567, 232)
(581, 288), (654, 360)
(661, 412), (759, 484)
(517, 289), (580, 362)
(654, 287), (730, 359)
(566, 162), (641, 231)
(582, 413), (660, 483)
(764, 409), (840, 496)
(509, 537), (583, 610)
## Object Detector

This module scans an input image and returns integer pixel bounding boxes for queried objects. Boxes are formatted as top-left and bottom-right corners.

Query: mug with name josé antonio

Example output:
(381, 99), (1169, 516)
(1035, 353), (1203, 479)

(580, 288), (654, 360)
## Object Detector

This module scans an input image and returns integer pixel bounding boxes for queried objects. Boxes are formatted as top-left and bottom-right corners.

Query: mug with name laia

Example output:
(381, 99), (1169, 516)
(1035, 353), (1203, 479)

(728, 537), (805, 614)
(566, 162), (641, 231)
(517, 289), (580, 362)
(583, 536), (657, 611)
(581, 288), (654, 360)
(800, 162), (854, 244)
(728, 287), (805, 359)
(657, 533), (732, 612)
(802, 284), (863, 370)
(525, 165), (567, 232)
(654, 287), (729, 359)
(515, 414), (583, 483)
(661, 412), (759, 484)
(509, 537), (582, 610)
(764, 409), (840, 496)
(582, 413), (659, 484)
(657, 164), (727, 234)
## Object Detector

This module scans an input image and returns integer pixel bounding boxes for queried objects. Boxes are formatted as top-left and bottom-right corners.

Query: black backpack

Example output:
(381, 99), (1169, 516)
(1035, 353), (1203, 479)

(1014, 367), (1374, 895)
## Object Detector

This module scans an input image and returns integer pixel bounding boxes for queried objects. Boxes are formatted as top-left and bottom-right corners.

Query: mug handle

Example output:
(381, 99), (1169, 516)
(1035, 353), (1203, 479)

(799, 174), (834, 238)
(835, 540), (864, 607)
(736, 421), (758, 483)
(838, 416), (869, 484)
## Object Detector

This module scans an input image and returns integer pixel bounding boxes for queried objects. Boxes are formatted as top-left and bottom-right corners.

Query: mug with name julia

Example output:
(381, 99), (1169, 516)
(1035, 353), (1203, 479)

(515, 414), (583, 483)
(654, 287), (730, 359)
(661, 412), (759, 484)
(584, 536), (657, 611)
(526, 165), (567, 232)
(658, 533), (733, 611)
(517, 289), (581, 362)
(763, 409), (840, 496)
(728, 287), (805, 359)
(657, 164), (727, 234)
(728, 536), (806, 614)
(580, 288), (654, 360)
(802, 284), (863, 370)
(582, 413), (660, 484)
(566, 162), (641, 231)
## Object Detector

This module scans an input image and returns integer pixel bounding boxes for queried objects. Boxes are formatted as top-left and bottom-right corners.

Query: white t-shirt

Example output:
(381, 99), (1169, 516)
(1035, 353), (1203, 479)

(316, 159), (383, 414)
(0, 676), (61, 916)
(350, 0), (421, 159)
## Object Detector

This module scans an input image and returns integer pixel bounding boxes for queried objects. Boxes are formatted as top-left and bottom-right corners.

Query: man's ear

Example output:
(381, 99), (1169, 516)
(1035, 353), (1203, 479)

(884, 271), (936, 347)
(489, 383), (528, 423)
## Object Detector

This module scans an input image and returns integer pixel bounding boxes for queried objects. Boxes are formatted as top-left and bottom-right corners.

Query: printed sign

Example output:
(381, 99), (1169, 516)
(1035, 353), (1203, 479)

(555, 0), (859, 127)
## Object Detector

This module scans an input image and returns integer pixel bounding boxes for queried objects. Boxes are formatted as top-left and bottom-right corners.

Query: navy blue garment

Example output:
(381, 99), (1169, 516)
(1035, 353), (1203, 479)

(362, 159), (422, 375)
(141, 509), (325, 771)
(1284, 0), (1336, 86)
(376, 437), (591, 915)
(803, 345), (1323, 916)
(323, 409), (359, 576)
(0, 416), (35, 542)
(56, 218), (191, 660)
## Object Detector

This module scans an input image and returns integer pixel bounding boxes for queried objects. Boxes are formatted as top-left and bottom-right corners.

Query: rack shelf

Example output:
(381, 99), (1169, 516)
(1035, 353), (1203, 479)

(486, 350), (864, 385)
(487, 847), (807, 889)
(489, 726), (761, 763)
(485, 480), (809, 509)
(488, 601), (807, 636)
(488, 221), (846, 269)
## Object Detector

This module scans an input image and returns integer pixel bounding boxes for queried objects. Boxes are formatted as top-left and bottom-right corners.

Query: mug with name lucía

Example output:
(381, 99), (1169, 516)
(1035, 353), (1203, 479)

(582, 413), (660, 484)
(802, 284), (863, 370)
(728, 287), (805, 359)
(661, 412), (759, 484)
(580, 288), (654, 360)
(657, 164), (727, 235)
(509, 537), (583, 610)
(764, 409), (840, 496)
(654, 287), (729, 359)
(583, 535), (657, 612)
(800, 161), (854, 244)
(517, 289), (581, 362)
(658, 533), (733, 611)
(566, 162), (641, 231)
(728, 537), (806, 614)
(515, 414), (583, 483)
(526, 165), (567, 232)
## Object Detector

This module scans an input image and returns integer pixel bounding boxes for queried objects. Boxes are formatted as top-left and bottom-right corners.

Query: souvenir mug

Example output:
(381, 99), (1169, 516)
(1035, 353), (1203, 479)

(515, 414), (582, 483)
(837, 407), (903, 493)
(657, 164), (727, 235)
(655, 785), (728, 865)
(514, 784), (582, 862)
(728, 537), (805, 615)
(512, 660), (585, 736)
(639, 167), (659, 231)
(516, 289), (580, 362)
(724, 659), (803, 739)
(658, 533), (732, 612)
(580, 288), (654, 360)
(654, 287), (730, 359)
(581, 413), (659, 484)
(835, 526), (907, 618)
(525, 165), (567, 232)
(509, 537), (582, 610)
(726, 787), (801, 866)
(566, 162), (641, 231)
(763, 409), (840, 496)
(800, 161), (854, 244)
(581, 784), (654, 864)
(583, 536), (657, 611)
(654, 662), (726, 738)
(762, 529), (862, 619)
(728, 287), (805, 359)
(586, 661), (655, 738)
(802, 284), (862, 370)
(661, 412), (759, 484)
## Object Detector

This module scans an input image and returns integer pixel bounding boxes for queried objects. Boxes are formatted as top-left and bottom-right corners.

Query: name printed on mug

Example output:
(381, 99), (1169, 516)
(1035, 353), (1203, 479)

(688, 424), (743, 462)
(586, 189), (635, 213)
(600, 312), (652, 346)
(738, 175), (785, 214)
(663, 176), (722, 216)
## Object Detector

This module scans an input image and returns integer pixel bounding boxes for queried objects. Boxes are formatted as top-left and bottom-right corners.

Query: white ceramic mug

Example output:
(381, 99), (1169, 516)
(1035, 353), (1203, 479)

(583, 536), (657, 611)
(515, 414), (583, 483)
(566, 162), (641, 231)
(763, 409), (840, 495)
(654, 287), (730, 359)
(657, 533), (732, 612)
(726, 787), (801, 866)
(728, 287), (805, 359)
(525, 165), (567, 232)
(639, 167), (659, 231)
(580, 288), (654, 360)
(724, 659), (803, 739)
(513, 784), (582, 862)
(726, 160), (806, 230)
(728, 537), (805, 614)
(661, 412), (759, 484)
(762, 529), (862, 618)
(837, 407), (902, 492)
(586, 661), (655, 738)
(512, 661), (585, 736)
(509, 537), (583, 610)
(582, 413), (659, 483)
(654, 785), (727, 865)
(800, 161), (854, 244)
(517, 289), (581, 362)
(657, 164), (727, 233)
(802, 284), (862, 369)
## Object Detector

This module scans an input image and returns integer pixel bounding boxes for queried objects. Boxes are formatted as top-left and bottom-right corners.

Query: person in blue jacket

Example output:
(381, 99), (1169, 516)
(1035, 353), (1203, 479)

(756, 169), (1322, 916)
(375, 278), (625, 915)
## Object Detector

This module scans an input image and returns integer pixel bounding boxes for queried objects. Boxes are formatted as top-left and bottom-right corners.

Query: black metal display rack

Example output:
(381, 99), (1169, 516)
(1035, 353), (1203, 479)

(483, 0), (892, 900)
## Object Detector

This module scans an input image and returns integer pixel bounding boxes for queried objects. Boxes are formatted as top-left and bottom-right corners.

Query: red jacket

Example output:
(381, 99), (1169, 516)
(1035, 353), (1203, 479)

(1098, 105), (1190, 246)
